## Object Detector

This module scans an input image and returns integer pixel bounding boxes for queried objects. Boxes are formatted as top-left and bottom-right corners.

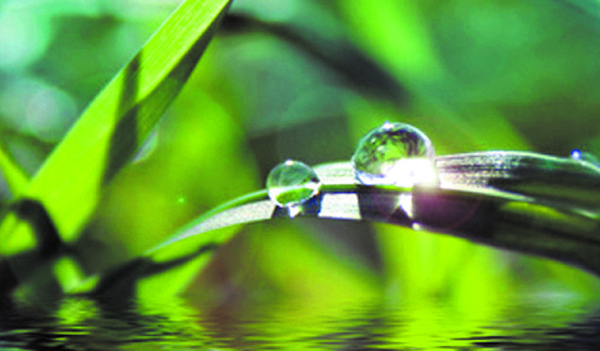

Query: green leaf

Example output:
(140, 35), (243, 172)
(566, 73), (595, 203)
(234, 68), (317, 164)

(0, 139), (30, 197)
(0, 0), (232, 257)
(86, 151), (600, 299)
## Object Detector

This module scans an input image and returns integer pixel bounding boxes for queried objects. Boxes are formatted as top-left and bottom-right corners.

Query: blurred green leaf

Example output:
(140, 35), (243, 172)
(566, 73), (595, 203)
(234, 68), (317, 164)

(220, 8), (407, 104)
(0, 139), (29, 196)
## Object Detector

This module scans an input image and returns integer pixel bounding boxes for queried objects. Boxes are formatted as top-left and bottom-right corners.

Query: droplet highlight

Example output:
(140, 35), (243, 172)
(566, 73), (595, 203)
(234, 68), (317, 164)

(351, 122), (438, 187)
(571, 149), (600, 166)
(267, 160), (321, 211)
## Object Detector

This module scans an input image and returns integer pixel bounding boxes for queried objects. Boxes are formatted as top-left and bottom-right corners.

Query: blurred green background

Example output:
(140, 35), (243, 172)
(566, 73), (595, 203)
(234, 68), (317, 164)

(1, 0), (600, 317)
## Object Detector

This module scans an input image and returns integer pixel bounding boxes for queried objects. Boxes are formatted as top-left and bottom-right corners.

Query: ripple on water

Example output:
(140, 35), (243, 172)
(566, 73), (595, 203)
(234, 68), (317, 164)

(1, 294), (600, 350)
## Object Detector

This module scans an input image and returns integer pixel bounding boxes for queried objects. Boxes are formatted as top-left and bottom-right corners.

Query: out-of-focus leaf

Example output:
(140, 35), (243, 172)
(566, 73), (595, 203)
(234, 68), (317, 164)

(0, 139), (29, 196)
(558, 0), (600, 21)
(220, 5), (408, 104)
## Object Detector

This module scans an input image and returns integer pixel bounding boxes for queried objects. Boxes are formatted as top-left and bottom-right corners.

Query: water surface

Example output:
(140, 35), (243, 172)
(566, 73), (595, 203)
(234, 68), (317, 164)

(2, 291), (600, 350)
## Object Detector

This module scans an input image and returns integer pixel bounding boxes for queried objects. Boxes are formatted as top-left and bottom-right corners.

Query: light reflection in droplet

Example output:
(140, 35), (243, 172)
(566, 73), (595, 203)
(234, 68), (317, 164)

(351, 122), (437, 187)
(398, 192), (414, 219)
(266, 159), (321, 217)
(571, 149), (600, 167)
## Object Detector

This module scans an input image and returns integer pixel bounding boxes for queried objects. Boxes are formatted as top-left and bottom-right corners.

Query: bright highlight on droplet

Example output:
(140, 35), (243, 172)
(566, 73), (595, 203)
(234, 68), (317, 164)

(266, 159), (321, 210)
(351, 122), (438, 187)
(571, 149), (600, 167)
(398, 192), (414, 219)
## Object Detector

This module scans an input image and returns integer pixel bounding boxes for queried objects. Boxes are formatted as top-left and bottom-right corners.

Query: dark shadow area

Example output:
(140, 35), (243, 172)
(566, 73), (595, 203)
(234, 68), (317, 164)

(357, 187), (413, 226)
(10, 199), (62, 257)
(0, 199), (64, 296)
(102, 54), (140, 185)
(412, 186), (600, 276)
(90, 242), (220, 307)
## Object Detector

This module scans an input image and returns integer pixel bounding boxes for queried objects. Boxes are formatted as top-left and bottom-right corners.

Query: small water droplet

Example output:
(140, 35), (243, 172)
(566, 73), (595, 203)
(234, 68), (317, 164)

(351, 122), (438, 187)
(571, 149), (600, 166)
(266, 160), (321, 213)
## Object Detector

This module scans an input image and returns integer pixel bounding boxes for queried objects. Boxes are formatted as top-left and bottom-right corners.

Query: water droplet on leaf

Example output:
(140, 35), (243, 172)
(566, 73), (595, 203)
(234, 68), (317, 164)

(267, 160), (321, 211)
(351, 122), (437, 187)
(571, 149), (600, 166)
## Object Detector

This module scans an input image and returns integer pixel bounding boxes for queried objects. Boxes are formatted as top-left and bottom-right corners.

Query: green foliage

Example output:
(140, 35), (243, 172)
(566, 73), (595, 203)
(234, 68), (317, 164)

(1, 0), (231, 252)
(0, 0), (232, 299)
(1, 0), (600, 319)
(0, 139), (29, 196)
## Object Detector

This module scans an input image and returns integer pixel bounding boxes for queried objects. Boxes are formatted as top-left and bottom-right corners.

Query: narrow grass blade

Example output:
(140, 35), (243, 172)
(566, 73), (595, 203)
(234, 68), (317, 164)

(87, 151), (600, 299)
(156, 152), (600, 273)
(0, 0), (232, 258)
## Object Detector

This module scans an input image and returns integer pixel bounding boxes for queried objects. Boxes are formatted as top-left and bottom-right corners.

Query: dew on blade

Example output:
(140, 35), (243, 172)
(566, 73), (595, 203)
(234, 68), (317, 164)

(351, 122), (437, 187)
(266, 160), (321, 211)
(571, 149), (600, 166)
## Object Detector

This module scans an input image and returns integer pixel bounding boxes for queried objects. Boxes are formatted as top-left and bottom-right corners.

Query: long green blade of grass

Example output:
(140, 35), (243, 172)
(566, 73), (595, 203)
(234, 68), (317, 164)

(0, 0), (231, 257)
(85, 151), (600, 300)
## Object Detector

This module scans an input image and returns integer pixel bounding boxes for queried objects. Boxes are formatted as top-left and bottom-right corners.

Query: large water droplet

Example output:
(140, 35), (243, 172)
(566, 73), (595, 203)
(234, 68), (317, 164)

(267, 160), (321, 212)
(351, 122), (437, 187)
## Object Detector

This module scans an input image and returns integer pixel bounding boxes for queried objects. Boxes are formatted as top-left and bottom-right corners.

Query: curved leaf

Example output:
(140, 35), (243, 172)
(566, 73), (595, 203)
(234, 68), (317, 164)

(89, 151), (600, 299)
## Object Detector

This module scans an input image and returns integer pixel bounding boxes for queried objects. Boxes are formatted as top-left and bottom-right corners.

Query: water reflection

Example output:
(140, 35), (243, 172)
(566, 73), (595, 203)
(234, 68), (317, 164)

(2, 294), (600, 350)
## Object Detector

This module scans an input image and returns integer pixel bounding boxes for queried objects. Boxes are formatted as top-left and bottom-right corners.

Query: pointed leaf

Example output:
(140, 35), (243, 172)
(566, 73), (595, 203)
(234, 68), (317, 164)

(0, 0), (232, 258)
